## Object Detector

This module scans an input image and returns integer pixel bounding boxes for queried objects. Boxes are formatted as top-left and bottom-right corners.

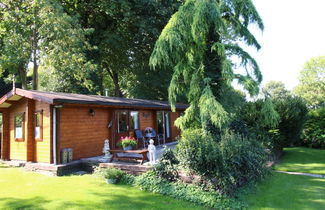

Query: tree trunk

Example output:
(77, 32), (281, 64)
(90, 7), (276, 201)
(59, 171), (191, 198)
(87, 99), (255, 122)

(18, 63), (27, 89)
(106, 67), (123, 97)
(32, 8), (38, 90)
(112, 72), (123, 97)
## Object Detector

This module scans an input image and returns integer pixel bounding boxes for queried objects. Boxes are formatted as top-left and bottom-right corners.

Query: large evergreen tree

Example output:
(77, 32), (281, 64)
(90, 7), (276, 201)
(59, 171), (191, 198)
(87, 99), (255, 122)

(150, 0), (264, 131)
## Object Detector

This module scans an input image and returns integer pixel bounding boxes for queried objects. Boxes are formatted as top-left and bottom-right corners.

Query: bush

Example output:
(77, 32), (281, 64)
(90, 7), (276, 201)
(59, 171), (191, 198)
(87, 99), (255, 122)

(302, 107), (325, 149)
(101, 168), (135, 184)
(153, 148), (179, 181)
(177, 129), (224, 179)
(273, 96), (308, 147)
(177, 129), (269, 194)
(135, 171), (244, 209)
(219, 132), (269, 194)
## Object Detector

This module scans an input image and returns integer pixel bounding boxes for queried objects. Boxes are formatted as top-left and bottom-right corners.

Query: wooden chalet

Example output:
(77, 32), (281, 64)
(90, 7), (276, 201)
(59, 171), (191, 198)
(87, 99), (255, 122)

(0, 88), (186, 164)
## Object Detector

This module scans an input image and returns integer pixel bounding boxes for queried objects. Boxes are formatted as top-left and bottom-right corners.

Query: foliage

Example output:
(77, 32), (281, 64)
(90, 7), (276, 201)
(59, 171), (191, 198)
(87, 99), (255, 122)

(177, 129), (269, 195)
(294, 55), (325, 108)
(219, 132), (269, 194)
(135, 171), (244, 209)
(116, 136), (137, 148)
(102, 168), (125, 182)
(177, 129), (223, 178)
(0, 0), (93, 91)
(262, 81), (290, 99)
(153, 148), (179, 181)
(302, 108), (325, 149)
(150, 0), (264, 131)
(273, 95), (308, 147)
(60, 0), (181, 97)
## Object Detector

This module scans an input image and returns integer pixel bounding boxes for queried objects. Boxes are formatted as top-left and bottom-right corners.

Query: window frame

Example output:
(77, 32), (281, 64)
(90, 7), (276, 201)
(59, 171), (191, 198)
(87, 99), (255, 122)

(14, 112), (25, 142)
(34, 110), (43, 141)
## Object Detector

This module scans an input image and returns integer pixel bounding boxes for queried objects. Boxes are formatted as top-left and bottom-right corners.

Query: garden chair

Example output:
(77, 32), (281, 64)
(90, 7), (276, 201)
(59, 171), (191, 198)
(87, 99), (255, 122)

(135, 129), (148, 148)
(144, 127), (164, 145)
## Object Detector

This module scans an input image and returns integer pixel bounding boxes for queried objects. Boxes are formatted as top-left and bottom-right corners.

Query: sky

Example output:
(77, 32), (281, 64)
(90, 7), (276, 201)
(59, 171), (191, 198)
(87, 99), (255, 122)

(245, 0), (325, 90)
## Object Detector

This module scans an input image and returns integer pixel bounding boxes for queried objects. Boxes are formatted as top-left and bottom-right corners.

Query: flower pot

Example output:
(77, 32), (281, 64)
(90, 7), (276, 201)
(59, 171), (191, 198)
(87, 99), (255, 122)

(123, 146), (133, 150)
(106, 178), (116, 184)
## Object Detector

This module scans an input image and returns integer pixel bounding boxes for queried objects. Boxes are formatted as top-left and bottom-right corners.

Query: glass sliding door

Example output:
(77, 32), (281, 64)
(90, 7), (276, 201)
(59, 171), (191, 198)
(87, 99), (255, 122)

(156, 111), (171, 142)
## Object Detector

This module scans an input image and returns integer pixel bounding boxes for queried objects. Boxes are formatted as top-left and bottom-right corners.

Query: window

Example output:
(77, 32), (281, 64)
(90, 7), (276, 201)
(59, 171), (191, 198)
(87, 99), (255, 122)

(14, 113), (24, 140)
(117, 111), (128, 133)
(129, 111), (139, 130)
(35, 111), (43, 140)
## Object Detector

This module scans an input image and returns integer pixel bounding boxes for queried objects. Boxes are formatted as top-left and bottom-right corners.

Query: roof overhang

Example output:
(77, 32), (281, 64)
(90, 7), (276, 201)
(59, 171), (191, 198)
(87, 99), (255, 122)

(0, 89), (24, 108)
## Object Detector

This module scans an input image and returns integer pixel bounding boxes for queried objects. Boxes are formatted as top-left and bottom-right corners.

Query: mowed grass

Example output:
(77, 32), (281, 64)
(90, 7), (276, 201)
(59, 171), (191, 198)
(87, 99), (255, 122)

(274, 147), (325, 174)
(0, 166), (206, 210)
(244, 172), (325, 210)
(241, 147), (325, 209)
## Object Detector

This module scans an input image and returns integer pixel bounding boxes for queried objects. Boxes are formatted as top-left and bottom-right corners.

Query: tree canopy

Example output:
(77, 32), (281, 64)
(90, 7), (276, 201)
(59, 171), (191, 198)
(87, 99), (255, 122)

(262, 81), (291, 99)
(58, 0), (181, 98)
(0, 0), (92, 91)
(294, 55), (325, 108)
(150, 0), (264, 131)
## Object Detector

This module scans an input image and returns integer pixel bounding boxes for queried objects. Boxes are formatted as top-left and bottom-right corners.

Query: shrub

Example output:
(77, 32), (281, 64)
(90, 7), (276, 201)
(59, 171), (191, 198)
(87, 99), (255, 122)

(177, 129), (269, 194)
(135, 171), (244, 209)
(153, 148), (179, 181)
(273, 96), (308, 147)
(101, 168), (135, 184)
(302, 107), (325, 149)
(219, 132), (269, 194)
(177, 129), (224, 179)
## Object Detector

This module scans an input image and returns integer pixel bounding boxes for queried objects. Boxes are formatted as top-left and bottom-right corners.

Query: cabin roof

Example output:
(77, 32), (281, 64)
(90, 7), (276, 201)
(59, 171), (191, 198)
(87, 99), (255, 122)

(0, 88), (188, 110)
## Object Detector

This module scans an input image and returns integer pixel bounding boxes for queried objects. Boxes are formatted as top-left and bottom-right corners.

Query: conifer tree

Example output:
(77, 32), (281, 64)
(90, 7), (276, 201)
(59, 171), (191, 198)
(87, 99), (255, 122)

(150, 0), (264, 131)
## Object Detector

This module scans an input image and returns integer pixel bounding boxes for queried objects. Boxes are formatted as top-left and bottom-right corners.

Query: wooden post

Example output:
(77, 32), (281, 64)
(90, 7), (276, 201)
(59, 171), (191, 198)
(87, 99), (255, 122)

(1, 110), (10, 160)
(26, 99), (35, 162)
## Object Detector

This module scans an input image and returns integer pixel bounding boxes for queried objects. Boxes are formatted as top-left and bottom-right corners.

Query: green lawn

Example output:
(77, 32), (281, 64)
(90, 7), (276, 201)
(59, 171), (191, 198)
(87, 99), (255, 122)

(274, 147), (325, 174)
(241, 147), (325, 209)
(0, 165), (206, 210)
(243, 172), (325, 210)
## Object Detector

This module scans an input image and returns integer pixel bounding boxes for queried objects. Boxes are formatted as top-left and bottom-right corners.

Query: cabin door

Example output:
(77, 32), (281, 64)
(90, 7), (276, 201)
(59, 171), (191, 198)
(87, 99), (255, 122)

(115, 110), (140, 147)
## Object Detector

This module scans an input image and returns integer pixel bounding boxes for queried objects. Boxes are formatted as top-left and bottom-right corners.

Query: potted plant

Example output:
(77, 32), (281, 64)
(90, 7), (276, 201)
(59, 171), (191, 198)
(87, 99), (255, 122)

(117, 136), (137, 150)
(103, 168), (124, 184)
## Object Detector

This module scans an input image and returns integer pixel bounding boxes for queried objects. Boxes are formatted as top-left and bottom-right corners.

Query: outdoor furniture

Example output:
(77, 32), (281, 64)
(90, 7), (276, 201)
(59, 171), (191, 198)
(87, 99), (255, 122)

(135, 129), (148, 148)
(109, 149), (149, 164)
(144, 127), (164, 145)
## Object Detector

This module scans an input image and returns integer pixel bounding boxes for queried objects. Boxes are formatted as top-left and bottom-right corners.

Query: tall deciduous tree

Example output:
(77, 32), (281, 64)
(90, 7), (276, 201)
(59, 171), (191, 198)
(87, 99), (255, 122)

(150, 0), (264, 131)
(60, 0), (181, 97)
(294, 55), (325, 108)
(0, 0), (92, 90)
(262, 81), (290, 99)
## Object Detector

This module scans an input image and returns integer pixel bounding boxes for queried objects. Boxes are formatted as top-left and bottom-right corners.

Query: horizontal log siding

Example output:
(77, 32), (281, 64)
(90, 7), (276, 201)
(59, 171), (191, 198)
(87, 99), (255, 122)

(9, 98), (27, 160)
(170, 112), (180, 142)
(139, 110), (155, 130)
(35, 101), (51, 163)
(59, 107), (111, 161)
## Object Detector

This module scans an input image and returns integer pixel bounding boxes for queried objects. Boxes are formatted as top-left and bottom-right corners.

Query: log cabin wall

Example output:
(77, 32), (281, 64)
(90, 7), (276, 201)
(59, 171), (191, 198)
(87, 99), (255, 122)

(59, 106), (111, 161)
(139, 110), (155, 131)
(170, 111), (181, 142)
(34, 101), (52, 163)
